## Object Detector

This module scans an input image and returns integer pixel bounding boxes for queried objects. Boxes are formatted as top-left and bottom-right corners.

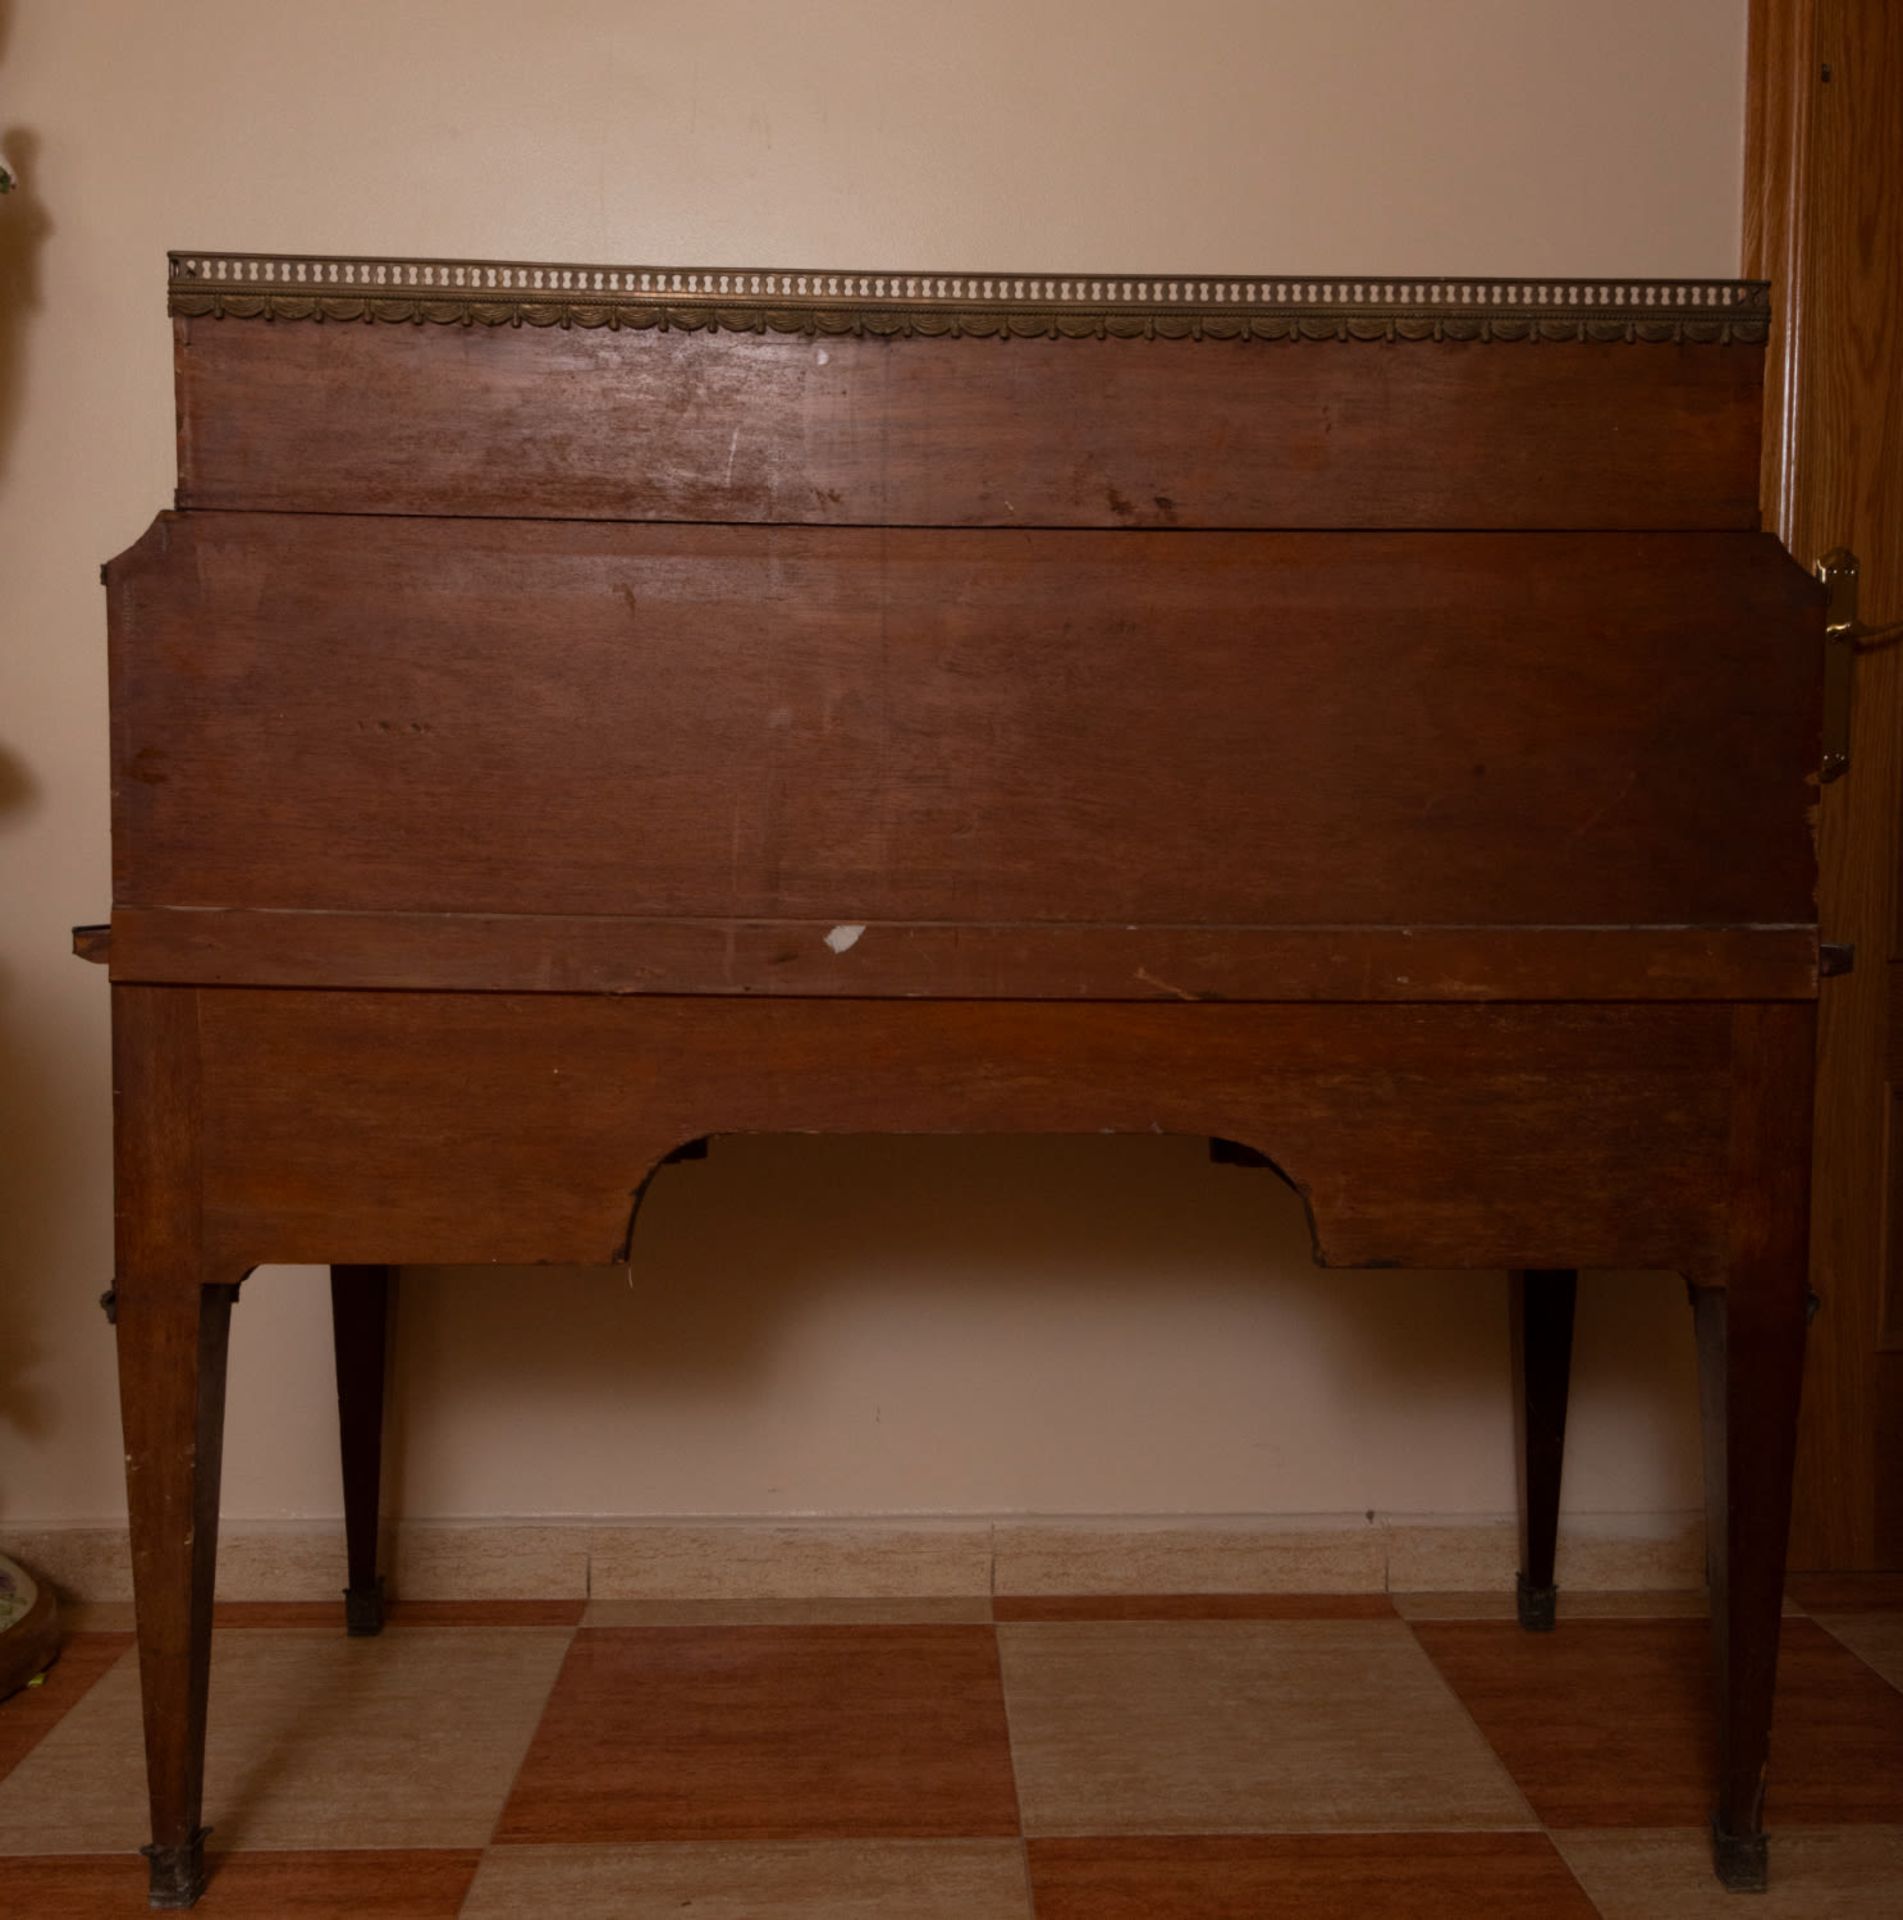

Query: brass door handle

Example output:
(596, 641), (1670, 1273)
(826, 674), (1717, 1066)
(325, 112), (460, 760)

(1816, 547), (1903, 783)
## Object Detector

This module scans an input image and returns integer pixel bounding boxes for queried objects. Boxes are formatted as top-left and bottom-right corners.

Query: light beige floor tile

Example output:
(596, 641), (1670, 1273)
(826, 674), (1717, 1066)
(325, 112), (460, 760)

(997, 1619), (1533, 1835)
(1394, 1589), (1715, 1622)
(462, 1841), (1032, 1918)
(1554, 1826), (1903, 1917)
(0, 1626), (571, 1853)
(993, 1522), (1384, 1596)
(1813, 1612), (1903, 1691)
(585, 1523), (993, 1599)
(580, 1596), (992, 1627)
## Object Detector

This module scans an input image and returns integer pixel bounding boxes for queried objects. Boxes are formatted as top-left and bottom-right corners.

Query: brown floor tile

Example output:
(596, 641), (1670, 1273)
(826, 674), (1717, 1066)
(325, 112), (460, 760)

(1393, 1590), (1714, 1622)
(1787, 1573), (1903, 1614)
(0, 1626), (572, 1854)
(1555, 1826), (1903, 1916)
(1, 1848), (479, 1916)
(0, 1633), (132, 1787)
(994, 1594), (1396, 1622)
(463, 1840), (1032, 1917)
(997, 1619), (1531, 1836)
(208, 1599), (587, 1629)
(496, 1625), (1019, 1843)
(1814, 1611), (1903, 1692)
(1413, 1618), (1903, 1827)
(1027, 1834), (1598, 1918)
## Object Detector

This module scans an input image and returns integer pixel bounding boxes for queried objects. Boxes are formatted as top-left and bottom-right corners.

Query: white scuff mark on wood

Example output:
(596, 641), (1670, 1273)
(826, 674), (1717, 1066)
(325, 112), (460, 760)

(1133, 964), (1198, 1001)
(724, 426), (740, 485)
(825, 923), (866, 954)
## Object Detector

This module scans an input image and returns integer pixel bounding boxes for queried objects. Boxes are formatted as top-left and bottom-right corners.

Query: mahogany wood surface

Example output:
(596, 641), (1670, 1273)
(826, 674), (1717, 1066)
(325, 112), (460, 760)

(1749, 0), (1903, 1571)
(329, 1265), (392, 1636)
(1697, 1001), (1818, 1878)
(112, 986), (231, 1907)
(181, 988), (1738, 1275)
(173, 320), (1766, 529)
(103, 909), (1822, 1004)
(99, 254), (1823, 1902)
(107, 515), (1820, 965)
(1510, 1269), (1577, 1631)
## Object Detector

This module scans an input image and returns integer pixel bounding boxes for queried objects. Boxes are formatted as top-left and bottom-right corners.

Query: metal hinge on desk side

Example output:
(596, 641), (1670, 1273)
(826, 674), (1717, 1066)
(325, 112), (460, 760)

(1817, 548), (1860, 782)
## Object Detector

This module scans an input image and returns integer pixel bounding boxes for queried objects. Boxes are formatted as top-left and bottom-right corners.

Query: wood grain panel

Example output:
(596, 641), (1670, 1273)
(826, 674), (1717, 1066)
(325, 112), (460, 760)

(182, 986), (1736, 1273)
(1751, 0), (1903, 1569)
(107, 515), (1822, 948)
(173, 319), (1765, 530)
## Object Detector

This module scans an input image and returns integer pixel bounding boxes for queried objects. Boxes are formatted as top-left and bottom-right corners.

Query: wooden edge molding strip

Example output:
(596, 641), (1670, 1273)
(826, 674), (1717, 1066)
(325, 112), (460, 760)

(103, 910), (1821, 1003)
(168, 252), (1772, 343)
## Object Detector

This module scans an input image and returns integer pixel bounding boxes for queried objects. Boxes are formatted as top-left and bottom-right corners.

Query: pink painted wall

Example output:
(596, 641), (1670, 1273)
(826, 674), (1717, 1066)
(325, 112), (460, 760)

(0, 0), (1750, 1528)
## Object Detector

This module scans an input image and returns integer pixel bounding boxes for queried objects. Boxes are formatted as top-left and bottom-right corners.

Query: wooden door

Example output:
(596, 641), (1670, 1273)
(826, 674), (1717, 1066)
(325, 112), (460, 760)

(1747, 0), (1903, 1567)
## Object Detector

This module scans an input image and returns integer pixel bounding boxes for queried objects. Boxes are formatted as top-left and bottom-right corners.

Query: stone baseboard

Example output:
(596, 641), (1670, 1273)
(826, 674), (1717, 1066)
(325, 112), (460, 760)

(2, 1510), (1707, 1604)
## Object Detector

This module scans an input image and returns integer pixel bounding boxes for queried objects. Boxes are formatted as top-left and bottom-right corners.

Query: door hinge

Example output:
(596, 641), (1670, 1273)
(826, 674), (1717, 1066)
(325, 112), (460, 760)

(1820, 942), (1856, 978)
(1816, 548), (1860, 782)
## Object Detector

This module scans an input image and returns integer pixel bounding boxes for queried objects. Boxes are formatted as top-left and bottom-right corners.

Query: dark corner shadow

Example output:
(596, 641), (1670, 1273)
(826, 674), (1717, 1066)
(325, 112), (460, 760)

(0, 121), (48, 491)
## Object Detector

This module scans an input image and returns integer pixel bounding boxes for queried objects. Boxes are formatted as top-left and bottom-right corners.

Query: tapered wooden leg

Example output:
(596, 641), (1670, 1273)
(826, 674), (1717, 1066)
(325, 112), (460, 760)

(1694, 1004), (1814, 1892)
(119, 1278), (235, 1909)
(330, 1264), (394, 1636)
(1510, 1267), (1577, 1632)
(1695, 1278), (1808, 1890)
(115, 984), (234, 1909)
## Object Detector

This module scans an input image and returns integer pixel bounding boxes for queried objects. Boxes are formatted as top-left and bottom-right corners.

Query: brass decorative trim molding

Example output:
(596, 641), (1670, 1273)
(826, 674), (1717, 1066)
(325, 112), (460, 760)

(169, 252), (1770, 344)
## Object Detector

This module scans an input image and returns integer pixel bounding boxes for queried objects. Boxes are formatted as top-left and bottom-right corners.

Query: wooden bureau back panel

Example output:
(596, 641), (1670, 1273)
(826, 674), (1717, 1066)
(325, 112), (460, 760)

(193, 989), (1739, 1270)
(173, 319), (1765, 529)
(109, 513), (1819, 933)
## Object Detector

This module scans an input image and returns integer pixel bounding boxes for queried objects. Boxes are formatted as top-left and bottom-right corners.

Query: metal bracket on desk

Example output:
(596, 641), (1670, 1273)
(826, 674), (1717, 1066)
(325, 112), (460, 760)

(1817, 548), (1861, 782)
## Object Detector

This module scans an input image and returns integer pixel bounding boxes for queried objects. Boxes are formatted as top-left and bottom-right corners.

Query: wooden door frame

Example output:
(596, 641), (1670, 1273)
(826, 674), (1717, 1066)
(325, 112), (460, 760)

(1746, 0), (1903, 1568)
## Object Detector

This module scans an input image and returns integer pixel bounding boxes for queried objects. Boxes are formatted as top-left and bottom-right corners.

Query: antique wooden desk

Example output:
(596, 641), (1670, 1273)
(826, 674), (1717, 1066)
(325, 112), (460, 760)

(84, 254), (1821, 1906)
